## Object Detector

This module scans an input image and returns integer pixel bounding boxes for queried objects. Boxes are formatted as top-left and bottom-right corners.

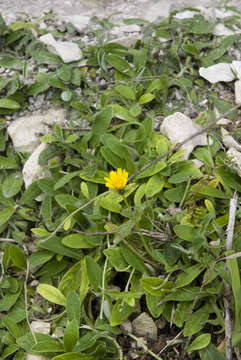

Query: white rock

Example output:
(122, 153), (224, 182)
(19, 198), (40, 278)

(160, 112), (211, 159)
(145, 3), (171, 22)
(227, 147), (241, 177)
(39, 33), (82, 63)
(62, 15), (90, 32)
(192, 159), (203, 168)
(132, 312), (157, 341)
(8, 108), (66, 153)
(174, 10), (199, 20)
(120, 320), (132, 333)
(31, 321), (51, 335)
(26, 355), (47, 360)
(199, 63), (235, 84)
(214, 8), (236, 19)
(111, 24), (141, 35)
(22, 143), (51, 189)
(235, 80), (241, 105)
(110, 34), (141, 47)
(212, 23), (235, 36)
(232, 61), (241, 80)
(221, 128), (241, 151)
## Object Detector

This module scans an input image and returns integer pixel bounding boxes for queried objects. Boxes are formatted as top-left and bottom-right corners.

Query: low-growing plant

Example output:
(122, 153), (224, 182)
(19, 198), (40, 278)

(1, 3), (241, 359)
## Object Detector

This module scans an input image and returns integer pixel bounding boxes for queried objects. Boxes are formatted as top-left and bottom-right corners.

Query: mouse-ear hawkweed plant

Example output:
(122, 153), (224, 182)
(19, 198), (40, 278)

(104, 168), (128, 190)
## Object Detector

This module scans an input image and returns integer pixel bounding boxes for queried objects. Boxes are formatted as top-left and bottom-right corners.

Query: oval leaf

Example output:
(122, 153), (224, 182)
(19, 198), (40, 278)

(37, 284), (66, 306)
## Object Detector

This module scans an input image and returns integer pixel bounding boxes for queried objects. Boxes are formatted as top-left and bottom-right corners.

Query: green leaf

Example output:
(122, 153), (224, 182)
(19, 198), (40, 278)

(138, 93), (155, 104)
(52, 354), (93, 360)
(3, 318), (22, 339)
(31, 341), (64, 353)
(141, 277), (173, 296)
(218, 166), (241, 192)
(146, 293), (165, 318)
(66, 291), (81, 322)
(85, 256), (102, 292)
(174, 264), (204, 288)
(186, 333), (211, 353)
(100, 191), (122, 213)
(104, 248), (128, 271)
(57, 64), (71, 81)
(37, 178), (56, 196)
(135, 161), (166, 179)
(2, 172), (23, 198)
(0, 98), (20, 109)
(0, 155), (19, 169)
(48, 75), (65, 89)
(92, 106), (113, 136)
(199, 344), (225, 360)
(2, 344), (19, 359)
(75, 332), (100, 352)
(37, 284), (66, 306)
(145, 174), (164, 198)
(9, 245), (26, 269)
(64, 319), (79, 352)
(100, 146), (125, 169)
(184, 305), (209, 336)
(0, 55), (23, 70)
(38, 236), (83, 260)
(115, 84), (136, 100)
(106, 54), (135, 76)
(110, 300), (133, 326)
(191, 183), (229, 199)
(61, 90), (73, 102)
(0, 206), (14, 228)
(169, 163), (202, 183)
(27, 73), (50, 95)
(110, 104), (136, 122)
(62, 234), (95, 248)
(54, 171), (80, 190)
(19, 181), (42, 205)
(164, 183), (186, 202)
(32, 50), (62, 64)
(120, 243), (147, 273)
(174, 225), (201, 242)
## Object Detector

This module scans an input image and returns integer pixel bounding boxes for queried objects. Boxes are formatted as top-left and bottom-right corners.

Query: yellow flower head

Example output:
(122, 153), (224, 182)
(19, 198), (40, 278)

(104, 168), (128, 190)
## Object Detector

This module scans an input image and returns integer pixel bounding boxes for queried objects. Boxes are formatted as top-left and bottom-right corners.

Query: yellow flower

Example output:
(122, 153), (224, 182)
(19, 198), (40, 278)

(104, 168), (128, 190)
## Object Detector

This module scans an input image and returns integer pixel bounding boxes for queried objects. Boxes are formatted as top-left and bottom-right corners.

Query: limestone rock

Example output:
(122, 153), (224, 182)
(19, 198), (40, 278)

(174, 10), (198, 20)
(31, 321), (50, 335)
(227, 147), (241, 177)
(160, 112), (210, 159)
(8, 108), (66, 153)
(199, 63), (235, 84)
(62, 15), (90, 32)
(120, 320), (132, 333)
(232, 61), (241, 80)
(22, 143), (51, 189)
(39, 33), (82, 63)
(132, 312), (157, 341)
(212, 23), (235, 36)
(221, 128), (241, 151)
(235, 79), (241, 104)
(145, 3), (171, 21)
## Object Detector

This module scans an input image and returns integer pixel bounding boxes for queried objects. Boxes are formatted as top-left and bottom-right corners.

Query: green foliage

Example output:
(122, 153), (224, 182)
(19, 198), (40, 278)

(1, 5), (241, 359)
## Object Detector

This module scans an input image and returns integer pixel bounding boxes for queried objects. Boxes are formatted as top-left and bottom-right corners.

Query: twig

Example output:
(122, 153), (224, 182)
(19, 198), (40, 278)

(23, 245), (37, 344)
(225, 192), (238, 360)
(234, 347), (241, 360)
(128, 103), (241, 182)
(128, 333), (163, 360)
(0, 252), (4, 284)
(0, 238), (18, 243)
(39, 190), (110, 244)
(158, 330), (183, 356)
